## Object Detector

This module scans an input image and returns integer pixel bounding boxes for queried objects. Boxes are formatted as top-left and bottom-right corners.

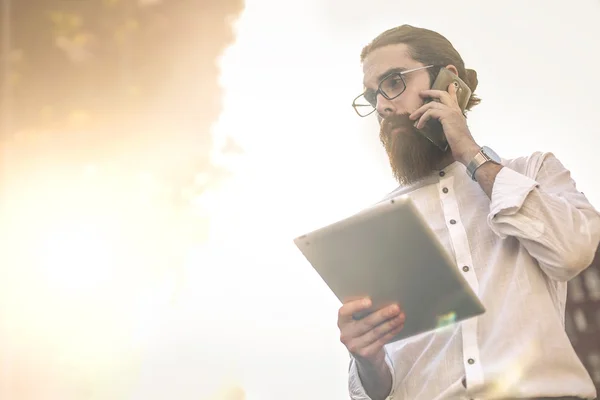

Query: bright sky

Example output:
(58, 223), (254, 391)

(131, 0), (599, 399)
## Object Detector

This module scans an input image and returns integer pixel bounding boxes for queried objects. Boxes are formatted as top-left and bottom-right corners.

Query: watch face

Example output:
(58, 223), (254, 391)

(482, 146), (501, 163)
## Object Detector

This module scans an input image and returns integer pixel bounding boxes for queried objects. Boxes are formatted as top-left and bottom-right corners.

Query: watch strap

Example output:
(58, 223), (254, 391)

(467, 149), (492, 181)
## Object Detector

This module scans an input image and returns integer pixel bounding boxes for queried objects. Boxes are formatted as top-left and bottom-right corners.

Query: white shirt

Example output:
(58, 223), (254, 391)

(349, 152), (600, 400)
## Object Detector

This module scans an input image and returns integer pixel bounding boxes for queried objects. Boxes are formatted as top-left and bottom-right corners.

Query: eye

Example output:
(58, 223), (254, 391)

(389, 77), (403, 88)
(380, 74), (406, 97)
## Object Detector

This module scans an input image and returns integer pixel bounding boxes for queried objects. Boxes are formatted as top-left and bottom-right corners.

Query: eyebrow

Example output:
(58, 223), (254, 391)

(363, 67), (408, 90)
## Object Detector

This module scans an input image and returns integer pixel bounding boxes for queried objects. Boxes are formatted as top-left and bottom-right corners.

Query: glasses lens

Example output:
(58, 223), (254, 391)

(353, 94), (375, 117)
(380, 74), (406, 99)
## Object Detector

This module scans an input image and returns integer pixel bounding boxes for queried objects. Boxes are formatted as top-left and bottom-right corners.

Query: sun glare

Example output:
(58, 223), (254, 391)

(38, 222), (116, 294)
(4, 0), (599, 399)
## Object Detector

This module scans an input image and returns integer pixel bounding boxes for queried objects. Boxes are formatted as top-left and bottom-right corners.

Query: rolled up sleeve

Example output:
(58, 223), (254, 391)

(487, 153), (600, 282)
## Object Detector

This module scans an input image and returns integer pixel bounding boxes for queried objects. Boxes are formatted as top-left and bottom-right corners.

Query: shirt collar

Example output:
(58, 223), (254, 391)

(438, 160), (464, 177)
(384, 161), (466, 199)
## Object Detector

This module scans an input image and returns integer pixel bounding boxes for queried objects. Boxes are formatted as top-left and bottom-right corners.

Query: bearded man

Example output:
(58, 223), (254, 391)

(336, 25), (600, 400)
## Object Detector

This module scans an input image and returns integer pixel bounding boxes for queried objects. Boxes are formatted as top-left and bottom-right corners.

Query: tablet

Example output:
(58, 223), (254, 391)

(293, 195), (485, 342)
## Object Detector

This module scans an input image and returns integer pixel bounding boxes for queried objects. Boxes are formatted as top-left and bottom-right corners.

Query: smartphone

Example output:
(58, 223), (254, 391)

(415, 68), (472, 151)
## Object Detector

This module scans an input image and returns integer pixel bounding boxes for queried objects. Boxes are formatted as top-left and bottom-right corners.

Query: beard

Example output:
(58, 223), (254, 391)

(379, 113), (451, 185)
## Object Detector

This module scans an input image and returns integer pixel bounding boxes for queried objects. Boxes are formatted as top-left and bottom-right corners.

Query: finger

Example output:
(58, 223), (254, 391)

(420, 89), (453, 106)
(346, 314), (405, 356)
(338, 297), (372, 326)
(416, 108), (443, 130)
(350, 317), (406, 359)
(356, 304), (402, 335)
(447, 81), (458, 99)
(409, 101), (444, 121)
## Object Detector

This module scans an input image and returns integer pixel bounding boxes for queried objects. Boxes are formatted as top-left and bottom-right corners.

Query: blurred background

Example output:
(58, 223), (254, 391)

(0, 0), (599, 399)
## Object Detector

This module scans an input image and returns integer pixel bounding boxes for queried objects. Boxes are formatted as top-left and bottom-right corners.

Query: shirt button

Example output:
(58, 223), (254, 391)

(450, 219), (457, 225)
(442, 187), (449, 194)
(439, 171), (445, 177)
(467, 358), (475, 365)
(462, 266), (470, 272)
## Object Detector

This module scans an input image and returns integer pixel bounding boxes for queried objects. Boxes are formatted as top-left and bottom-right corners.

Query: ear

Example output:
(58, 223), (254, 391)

(445, 64), (459, 76)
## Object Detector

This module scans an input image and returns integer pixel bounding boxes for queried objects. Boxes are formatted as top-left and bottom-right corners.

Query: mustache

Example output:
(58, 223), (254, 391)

(380, 113), (419, 148)
(380, 113), (416, 137)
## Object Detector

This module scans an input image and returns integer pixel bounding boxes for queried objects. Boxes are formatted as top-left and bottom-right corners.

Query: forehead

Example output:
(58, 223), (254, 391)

(362, 43), (419, 88)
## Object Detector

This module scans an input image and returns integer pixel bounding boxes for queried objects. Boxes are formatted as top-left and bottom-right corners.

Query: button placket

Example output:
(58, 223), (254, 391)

(438, 175), (485, 392)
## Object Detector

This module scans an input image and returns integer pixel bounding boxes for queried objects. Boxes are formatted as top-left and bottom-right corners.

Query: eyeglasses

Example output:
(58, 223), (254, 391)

(352, 65), (434, 117)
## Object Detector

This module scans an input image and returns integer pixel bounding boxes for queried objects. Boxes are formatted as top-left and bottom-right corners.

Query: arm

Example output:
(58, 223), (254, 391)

(463, 151), (600, 282)
(349, 351), (396, 400)
(410, 84), (600, 282)
(456, 142), (503, 199)
(338, 299), (403, 400)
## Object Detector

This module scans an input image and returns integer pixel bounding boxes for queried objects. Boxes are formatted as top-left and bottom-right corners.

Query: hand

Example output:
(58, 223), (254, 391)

(337, 297), (405, 366)
(409, 83), (481, 165)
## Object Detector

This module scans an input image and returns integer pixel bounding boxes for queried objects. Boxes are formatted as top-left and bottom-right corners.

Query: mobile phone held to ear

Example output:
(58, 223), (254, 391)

(415, 68), (472, 151)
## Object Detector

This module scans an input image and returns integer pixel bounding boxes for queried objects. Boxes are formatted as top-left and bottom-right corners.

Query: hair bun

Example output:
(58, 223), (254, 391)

(465, 69), (478, 92)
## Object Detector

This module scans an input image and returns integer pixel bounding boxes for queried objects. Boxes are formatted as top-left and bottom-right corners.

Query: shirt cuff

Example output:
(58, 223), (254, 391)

(488, 167), (539, 232)
(348, 349), (397, 400)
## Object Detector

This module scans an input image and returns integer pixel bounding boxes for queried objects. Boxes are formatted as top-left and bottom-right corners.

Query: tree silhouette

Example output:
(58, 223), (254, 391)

(7, 0), (243, 193)
(0, 0), (246, 399)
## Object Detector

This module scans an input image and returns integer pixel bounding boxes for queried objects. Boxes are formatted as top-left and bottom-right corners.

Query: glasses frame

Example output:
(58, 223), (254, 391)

(352, 65), (435, 117)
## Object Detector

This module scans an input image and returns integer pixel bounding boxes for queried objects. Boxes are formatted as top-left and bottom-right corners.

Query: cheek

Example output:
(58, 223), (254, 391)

(394, 89), (425, 114)
(404, 76), (432, 110)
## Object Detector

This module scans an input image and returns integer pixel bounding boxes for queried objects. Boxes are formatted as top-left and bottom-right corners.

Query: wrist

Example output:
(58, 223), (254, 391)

(355, 354), (392, 400)
(355, 350), (387, 371)
(355, 351), (390, 384)
(457, 143), (482, 166)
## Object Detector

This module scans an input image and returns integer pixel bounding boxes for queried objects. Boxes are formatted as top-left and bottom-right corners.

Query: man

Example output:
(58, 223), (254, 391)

(338, 25), (600, 400)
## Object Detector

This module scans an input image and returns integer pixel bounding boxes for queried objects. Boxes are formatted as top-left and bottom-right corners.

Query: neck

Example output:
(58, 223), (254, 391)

(435, 152), (456, 171)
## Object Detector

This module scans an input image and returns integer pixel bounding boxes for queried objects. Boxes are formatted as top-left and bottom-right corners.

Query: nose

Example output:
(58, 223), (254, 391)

(375, 93), (397, 120)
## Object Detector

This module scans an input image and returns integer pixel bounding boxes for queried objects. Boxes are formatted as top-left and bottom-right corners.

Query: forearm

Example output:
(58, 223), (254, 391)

(489, 186), (600, 280)
(457, 143), (503, 199)
(458, 148), (600, 280)
(472, 152), (600, 281)
(355, 358), (393, 400)
(472, 162), (503, 198)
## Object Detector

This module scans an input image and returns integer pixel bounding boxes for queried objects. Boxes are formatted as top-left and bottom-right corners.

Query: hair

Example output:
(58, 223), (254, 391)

(360, 25), (481, 112)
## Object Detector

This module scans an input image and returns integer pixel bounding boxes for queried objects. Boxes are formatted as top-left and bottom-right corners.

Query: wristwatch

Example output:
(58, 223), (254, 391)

(466, 146), (501, 181)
